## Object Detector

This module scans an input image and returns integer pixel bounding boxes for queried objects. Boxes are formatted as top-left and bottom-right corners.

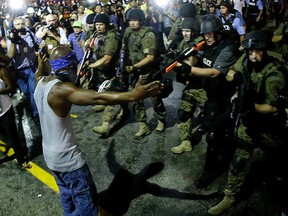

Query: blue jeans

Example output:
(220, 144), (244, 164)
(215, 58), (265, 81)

(51, 164), (98, 216)
(17, 66), (38, 116)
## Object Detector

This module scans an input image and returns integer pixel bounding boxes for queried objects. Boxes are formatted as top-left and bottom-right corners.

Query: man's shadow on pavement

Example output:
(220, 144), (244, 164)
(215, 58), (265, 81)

(98, 140), (221, 216)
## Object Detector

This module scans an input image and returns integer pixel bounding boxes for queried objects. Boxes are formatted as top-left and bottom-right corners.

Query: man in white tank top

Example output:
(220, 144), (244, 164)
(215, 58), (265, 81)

(34, 46), (163, 216)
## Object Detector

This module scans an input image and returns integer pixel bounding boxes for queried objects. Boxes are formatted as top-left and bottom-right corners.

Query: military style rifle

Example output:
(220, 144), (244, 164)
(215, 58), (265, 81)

(152, 40), (205, 79)
(75, 31), (97, 86)
(104, 44), (128, 92)
(230, 56), (254, 141)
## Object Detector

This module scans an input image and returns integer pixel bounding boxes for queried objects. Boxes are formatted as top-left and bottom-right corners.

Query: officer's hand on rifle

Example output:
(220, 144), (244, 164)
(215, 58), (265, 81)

(226, 70), (243, 86)
(125, 65), (134, 73)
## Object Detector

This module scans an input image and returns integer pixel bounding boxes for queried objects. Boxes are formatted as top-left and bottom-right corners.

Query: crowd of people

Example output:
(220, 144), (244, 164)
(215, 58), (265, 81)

(0, 0), (288, 215)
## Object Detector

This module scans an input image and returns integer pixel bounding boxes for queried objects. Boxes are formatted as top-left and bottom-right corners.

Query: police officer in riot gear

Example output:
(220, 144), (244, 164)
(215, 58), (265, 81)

(208, 30), (287, 215)
(124, 8), (166, 139)
(189, 15), (238, 188)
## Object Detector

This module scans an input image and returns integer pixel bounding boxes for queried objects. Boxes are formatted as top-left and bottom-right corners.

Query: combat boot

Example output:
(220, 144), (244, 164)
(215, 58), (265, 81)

(134, 122), (151, 140)
(92, 122), (109, 136)
(155, 120), (165, 132)
(92, 105), (105, 112)
(171, 140), (192, 154)
(208, 190), (235, 215)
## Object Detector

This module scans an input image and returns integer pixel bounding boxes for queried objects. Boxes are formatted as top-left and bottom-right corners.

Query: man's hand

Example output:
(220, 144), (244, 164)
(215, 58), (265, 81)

(133, 76), (163, 100)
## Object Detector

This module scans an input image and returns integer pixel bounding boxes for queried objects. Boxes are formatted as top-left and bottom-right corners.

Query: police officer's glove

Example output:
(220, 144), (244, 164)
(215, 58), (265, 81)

(239, 45), (245, 52)
(233, 71), (244, 86)
(180, 62), (191, 72)
(125, 65), (134, 73)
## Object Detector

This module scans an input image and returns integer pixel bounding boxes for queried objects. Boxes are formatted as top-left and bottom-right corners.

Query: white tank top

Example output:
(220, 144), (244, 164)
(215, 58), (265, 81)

(34, 78), (85, 172)
(0, 78), (12, 117)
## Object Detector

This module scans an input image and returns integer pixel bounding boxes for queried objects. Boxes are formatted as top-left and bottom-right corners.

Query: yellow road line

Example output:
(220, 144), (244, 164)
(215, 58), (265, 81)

(0, 140), (59, 193)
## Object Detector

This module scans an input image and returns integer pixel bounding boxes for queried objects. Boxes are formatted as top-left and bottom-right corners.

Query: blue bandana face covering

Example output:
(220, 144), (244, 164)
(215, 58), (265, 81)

(49, 52), (78, 83)
(49, 52), (78, 72)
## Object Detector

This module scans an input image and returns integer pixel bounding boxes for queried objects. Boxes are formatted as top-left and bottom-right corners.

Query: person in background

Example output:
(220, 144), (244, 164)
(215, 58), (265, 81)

(103, 4), (118, 28)
(245, 0), (263, 31)
(67, 21), (85, 63)
(26, 7), (40, 33)
(0, 62), (31, 169)
(7, 16), (44, 121)
(36, 13), (68, 56)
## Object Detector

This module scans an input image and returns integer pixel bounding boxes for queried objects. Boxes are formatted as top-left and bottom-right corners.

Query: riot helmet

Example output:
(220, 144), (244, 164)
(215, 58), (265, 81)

(179, 3), (197, 18)
(181, 17), (195, 30)
(86, 13), (96, 24)
(93, 13), (110, 26)
(242, 30), (267, 50)
(127, 8), (146, 22)
(200, 15), (223, 34)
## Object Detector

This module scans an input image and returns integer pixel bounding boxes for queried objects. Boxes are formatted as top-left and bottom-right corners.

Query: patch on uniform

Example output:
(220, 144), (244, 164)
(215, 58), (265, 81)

(144, 36), (153, 47)
(143, 48), (150, 54)
(269, 80), (284, 97)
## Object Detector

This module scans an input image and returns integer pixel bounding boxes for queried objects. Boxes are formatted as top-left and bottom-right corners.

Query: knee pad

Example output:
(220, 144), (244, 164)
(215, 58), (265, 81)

(231, 156), (246, 175)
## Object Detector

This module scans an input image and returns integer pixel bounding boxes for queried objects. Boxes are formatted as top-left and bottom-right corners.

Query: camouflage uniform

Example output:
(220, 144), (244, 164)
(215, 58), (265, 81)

(124, 25), (166, 138)
(171, 36), (207, 154)
(208, 53), (287, 215)
(227, 54), (286, 193)
(91, 27), (124, 134)
(89, 27), (121, 90)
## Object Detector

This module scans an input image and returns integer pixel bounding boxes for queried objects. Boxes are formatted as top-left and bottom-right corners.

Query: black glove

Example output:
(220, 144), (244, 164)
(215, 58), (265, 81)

(233, 71), (244, 86)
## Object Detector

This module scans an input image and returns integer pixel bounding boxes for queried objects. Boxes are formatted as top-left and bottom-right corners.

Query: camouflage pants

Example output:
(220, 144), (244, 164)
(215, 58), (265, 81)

(132, 97), (166, 122)
(102, 105), (115, 123)
(129, 74), (166, 122)
(178, 87), (207, 141)
(225, 123), (286, 196)
(101, 104), (130, 123)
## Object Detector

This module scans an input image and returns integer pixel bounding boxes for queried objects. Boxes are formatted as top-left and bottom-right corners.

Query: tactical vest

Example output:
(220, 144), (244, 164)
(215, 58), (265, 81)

(124, 26), (156, 66)
(250, 57), (285, 103)
(202, 41), (235, 101)
(221, 14), (240, 45)
(93, 28), (120, 60)
(245, 55), (287, 130)
(247, 0), (259, 14)
(91, 28), (121, 74)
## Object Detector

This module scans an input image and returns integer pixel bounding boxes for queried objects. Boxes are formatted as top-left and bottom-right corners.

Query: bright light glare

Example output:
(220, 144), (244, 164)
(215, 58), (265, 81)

(155, 0), (169, 7)
(9, 0), (25, 10)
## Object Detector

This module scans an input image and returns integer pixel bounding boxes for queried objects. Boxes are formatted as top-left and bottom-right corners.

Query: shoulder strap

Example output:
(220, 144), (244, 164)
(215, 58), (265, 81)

(27, 30), (39, 51)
